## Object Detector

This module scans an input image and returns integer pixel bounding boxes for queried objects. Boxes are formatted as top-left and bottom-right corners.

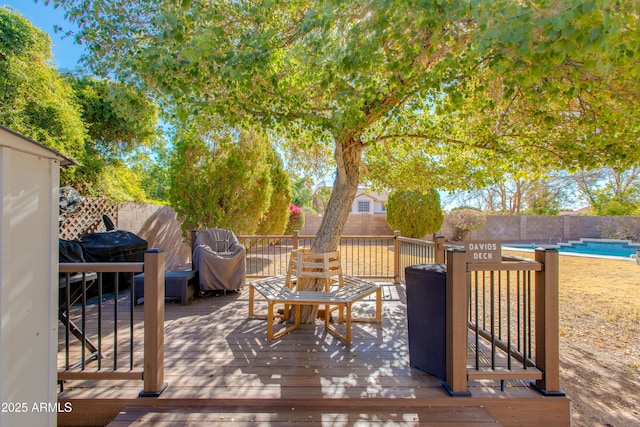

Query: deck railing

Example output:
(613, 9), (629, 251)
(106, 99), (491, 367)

(445, 248), (562, 396)
(57, 233), (560, 398)
(238, 231), (448, 282)
(395, 235), (449, 282)
(58, 249), (167, 397)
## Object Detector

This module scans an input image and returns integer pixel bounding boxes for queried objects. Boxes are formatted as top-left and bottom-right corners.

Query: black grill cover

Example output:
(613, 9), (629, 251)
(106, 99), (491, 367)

(59, 239), (86, 263)
(79, 230), (147, 263)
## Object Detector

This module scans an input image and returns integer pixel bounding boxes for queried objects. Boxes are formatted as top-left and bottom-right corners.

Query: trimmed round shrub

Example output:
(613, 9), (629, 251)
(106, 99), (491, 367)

(386, 189), (444, 238)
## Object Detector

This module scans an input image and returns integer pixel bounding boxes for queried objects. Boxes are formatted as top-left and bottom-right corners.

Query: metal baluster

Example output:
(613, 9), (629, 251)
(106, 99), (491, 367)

(498, 271), (502, 341)
(81, 273), (87, 370)
(482, 272), (487, 331)
(527, 271), (533, 363)
(522, 271), (528, 369)
(97, 273), (103, 370)
(475, 271), (480, 370)
(64, 273), (71, 370)
(269, 237), (274, 277)
(129, 272), (134, 370)
(507, 271), (512, 371)
(490, 271), (496, 370)
(517, 271), (522, 353)
(114, 273), (119, 371)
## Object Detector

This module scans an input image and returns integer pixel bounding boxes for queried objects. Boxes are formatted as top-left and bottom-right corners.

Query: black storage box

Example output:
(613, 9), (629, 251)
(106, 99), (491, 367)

(405, 263), (447, 380)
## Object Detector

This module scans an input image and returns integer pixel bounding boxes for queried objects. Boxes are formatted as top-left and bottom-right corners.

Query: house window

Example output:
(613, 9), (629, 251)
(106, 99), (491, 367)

(357, 201), (370, 213)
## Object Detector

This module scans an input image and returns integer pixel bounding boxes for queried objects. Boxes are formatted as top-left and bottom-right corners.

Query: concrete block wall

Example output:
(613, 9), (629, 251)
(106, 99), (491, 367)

(300, 213), (394, 236)
(117, 202), (162, 233)
(118, 202), (192, 270)
(118, 203), (640, 256)
(467, 215), (639, 243)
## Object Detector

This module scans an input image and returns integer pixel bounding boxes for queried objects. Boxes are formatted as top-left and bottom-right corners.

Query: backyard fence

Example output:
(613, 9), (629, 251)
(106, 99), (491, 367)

(238, 232), (450, 282)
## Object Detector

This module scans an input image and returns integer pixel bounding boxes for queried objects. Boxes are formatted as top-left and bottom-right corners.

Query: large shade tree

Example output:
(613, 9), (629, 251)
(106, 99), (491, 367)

(49, 0), (640, 319)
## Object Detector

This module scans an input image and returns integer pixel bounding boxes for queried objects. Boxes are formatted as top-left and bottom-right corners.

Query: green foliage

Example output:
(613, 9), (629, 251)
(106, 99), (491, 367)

(66, 74), (160, 200)
(386, 189), (444, 238)
(256, 149), (292, 235)
(0, 8), (163, 202)
(132, 139), (172, 203)
(98, 163), (148, 202)
(445, 209), (487, 241)
(68, 75), (158, 160)
(291, 178), (313, 210)
(57, 0), (637, 177)
(169, 125), (275, 235)
(285, 204), (305, 235)
(575, 167), (640, 216)
(592, 195), (640, 216)
(51, 0), (640, 249)
(0, 6), (86, 179)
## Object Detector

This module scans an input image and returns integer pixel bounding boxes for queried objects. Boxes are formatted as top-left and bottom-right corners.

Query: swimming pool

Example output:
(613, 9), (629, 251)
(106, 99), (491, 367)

(504, 239), (640, 259)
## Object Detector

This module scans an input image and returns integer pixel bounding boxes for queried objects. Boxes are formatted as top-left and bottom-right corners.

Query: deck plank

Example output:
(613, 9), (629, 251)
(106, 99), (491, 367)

(107, 405), (501, 426)
(57, 284), (569, 427)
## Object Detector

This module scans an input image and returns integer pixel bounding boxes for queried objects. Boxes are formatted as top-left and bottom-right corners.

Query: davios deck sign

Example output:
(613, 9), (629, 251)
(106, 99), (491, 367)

(465, 240), (502, 263)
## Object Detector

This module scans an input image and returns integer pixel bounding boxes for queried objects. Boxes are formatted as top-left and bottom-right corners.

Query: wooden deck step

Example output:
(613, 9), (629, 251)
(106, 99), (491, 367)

(107, 404), (502, 426)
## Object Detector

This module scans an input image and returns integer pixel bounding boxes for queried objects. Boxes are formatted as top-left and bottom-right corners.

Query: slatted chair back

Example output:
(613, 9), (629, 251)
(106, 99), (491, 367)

(285, 249), (343, 291)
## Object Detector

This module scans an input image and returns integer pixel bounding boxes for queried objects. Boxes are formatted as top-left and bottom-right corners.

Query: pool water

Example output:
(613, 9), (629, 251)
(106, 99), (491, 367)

(504, 239), (640, 259)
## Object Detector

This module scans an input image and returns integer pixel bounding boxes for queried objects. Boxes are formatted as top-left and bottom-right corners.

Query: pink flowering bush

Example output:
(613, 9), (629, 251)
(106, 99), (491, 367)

(285, 203), (305, 234)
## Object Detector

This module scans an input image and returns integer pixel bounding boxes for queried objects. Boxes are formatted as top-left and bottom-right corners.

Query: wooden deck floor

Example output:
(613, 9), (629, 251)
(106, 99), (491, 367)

(57, 283), (570, 426)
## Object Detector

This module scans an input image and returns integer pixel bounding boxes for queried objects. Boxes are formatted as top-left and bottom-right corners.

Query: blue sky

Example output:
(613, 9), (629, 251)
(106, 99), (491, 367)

(2, 0), (84, 70)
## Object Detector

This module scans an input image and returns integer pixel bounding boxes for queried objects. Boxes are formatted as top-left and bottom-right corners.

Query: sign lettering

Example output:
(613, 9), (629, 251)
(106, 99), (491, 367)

(466, 240), (502, 264)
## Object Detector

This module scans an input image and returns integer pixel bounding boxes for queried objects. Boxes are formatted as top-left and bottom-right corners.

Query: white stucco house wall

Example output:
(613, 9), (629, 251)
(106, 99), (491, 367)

(351, 189), (388, 214)
(0, 125), (75, 426)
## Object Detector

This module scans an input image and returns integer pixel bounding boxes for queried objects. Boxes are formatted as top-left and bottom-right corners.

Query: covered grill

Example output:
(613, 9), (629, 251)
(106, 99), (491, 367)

(78, 230), (147, 264)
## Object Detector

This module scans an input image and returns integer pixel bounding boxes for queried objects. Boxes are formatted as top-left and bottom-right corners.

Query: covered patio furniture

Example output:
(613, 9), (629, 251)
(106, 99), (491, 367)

(193, 228), (246, 292)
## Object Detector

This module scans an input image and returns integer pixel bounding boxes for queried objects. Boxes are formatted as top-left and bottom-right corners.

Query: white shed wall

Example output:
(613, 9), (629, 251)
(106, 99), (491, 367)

(0, 143), (59, 426)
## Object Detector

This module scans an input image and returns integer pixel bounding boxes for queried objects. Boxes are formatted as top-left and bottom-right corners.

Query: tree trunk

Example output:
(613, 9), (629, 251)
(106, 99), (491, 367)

(297, 133), (364, 323)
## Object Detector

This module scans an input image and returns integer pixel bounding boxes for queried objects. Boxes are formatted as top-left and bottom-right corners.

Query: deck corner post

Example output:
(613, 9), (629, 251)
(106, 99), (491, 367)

(533, 248), (564, 396)
(141, 248), (168, 397)
(444, 248), (471, 396)
(293, 230), (299, 249)
(434, 235), (446, 264)
(393, 231), (401, 283)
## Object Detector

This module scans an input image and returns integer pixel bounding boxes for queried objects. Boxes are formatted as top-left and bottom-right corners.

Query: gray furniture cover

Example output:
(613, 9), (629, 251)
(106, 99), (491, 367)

(193, 228), (246, 292)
